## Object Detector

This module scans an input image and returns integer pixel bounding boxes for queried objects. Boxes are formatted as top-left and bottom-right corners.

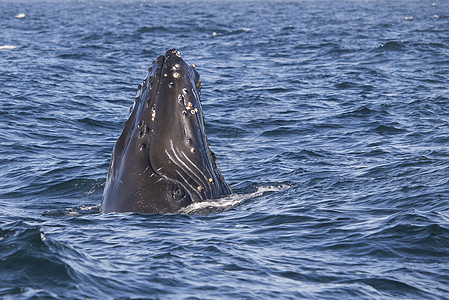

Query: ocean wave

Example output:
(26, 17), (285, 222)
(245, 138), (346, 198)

(0, 221), (75, 298)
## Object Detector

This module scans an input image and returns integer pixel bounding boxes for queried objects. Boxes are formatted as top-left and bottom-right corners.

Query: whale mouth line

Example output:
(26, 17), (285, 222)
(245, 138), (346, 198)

(163, 139), (215, 200)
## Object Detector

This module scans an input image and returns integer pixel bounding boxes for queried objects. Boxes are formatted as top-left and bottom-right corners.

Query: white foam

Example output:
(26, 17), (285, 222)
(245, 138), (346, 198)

(79, 204), (101, 211)
(255, 184), (291, 194)
(180, 194), (242, 214)
(64, 204), (101, 216)
(0, 45), (16, 50)
(180, 184), (291, 214)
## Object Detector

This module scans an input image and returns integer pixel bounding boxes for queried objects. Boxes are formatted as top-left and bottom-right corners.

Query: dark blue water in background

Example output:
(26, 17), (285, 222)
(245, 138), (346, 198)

(1, 0), (449, 298)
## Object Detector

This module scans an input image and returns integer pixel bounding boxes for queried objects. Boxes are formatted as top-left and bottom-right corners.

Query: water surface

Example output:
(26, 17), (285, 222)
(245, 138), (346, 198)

(1, 0), (449, 298)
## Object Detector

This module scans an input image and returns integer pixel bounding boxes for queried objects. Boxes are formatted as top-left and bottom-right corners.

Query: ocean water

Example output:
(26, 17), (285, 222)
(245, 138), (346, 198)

(1, 0), (449, 298)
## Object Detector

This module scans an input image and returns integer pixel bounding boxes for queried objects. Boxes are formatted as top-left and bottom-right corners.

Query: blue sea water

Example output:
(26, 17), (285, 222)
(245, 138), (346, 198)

(1, 0), (449, 298)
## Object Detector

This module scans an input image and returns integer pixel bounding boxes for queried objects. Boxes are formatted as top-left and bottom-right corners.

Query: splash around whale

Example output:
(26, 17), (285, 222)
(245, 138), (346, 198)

(101, 49), (232, 214)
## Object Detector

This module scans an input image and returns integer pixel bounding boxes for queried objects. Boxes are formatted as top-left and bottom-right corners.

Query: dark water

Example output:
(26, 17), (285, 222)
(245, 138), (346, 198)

(1, 0), (449, 298)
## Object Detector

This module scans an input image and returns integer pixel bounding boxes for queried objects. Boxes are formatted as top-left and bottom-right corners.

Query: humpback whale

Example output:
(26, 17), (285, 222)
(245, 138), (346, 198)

(101, 49), (232, 213)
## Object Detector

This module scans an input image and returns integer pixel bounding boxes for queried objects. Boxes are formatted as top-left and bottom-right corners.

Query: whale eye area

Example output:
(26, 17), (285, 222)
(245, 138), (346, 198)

(172, 184), (192, 205)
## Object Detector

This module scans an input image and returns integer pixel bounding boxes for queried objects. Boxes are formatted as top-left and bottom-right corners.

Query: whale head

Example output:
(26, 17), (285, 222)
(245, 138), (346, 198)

(102, 49), (231, 213)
